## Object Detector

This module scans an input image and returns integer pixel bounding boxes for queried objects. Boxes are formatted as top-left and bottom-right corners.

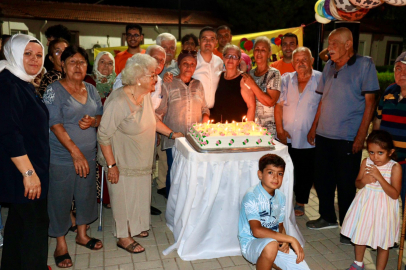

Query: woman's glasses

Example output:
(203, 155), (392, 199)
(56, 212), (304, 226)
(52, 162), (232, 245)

(223, 54), (240, 60)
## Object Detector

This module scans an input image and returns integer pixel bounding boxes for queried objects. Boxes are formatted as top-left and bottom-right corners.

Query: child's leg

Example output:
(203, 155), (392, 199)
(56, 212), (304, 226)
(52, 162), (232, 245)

(256, 241), (278, 270)
(354, 244), (367, 262)
(376, 247), (389, 270)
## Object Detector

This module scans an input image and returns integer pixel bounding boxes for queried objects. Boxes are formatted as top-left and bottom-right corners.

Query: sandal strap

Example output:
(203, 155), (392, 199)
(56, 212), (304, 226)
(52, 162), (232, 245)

(86, 238), (101, 249)
(54, 253), (72, 266)
(125, 241), (141, 252)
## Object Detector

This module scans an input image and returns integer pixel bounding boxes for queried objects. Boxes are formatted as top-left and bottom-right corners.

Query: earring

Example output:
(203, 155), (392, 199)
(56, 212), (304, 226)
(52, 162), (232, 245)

(137, 83), (141, 86)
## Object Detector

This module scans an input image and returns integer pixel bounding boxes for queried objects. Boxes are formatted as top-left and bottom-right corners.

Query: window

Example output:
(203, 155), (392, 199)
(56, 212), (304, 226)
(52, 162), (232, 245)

(10, 29), (28, 35)
(385, 41), (403, 65)
(358, 41), (365, 56)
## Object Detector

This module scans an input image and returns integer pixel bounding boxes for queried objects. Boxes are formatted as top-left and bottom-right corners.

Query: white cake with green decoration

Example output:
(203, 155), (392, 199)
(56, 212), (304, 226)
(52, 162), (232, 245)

(188, 121), (274, 150)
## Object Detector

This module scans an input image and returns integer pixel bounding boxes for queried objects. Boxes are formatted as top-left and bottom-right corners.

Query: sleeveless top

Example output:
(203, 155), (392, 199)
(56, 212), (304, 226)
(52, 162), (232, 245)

(210, 73), (247, 123)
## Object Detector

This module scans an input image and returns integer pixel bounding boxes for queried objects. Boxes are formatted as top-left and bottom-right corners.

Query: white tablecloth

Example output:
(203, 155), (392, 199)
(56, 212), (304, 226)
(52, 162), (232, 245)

(163, 138), (305, 261)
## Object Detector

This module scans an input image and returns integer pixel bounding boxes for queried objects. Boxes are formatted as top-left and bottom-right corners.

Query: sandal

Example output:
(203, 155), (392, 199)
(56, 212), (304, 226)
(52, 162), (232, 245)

(103, 203), (111, 209)
(69, 224), (90, 233)
(117, 241), (145, 254)
(54, 253), (72, 268)
(134, 231), (149, 238)
(294, 204), (305, 217)
(76, 238), (103, 250)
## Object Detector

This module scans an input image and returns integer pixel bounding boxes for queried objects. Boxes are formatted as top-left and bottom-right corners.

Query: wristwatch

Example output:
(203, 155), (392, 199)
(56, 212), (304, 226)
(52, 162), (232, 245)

(107, 163), (116, 169)
(22, 169), (35, 177)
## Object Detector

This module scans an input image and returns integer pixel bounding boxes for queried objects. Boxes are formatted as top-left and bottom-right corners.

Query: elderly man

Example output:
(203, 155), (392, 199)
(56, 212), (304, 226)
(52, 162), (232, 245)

(306, 28), (379, 243)
(115, 24), (145, 75)
(374, 51), (406, 208)
(193, 26), (223, 108)
(157, 33), (180, 79)
(275, 47), (322, 217)
(271, 33), (298, 75)
(112, 45), (167, 214)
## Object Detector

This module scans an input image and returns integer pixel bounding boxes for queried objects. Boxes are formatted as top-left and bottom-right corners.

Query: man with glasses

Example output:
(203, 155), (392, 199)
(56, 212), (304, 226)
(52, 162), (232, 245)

(193, 26), (223, 109)
(270, 33), (298, 75)
(157, 33), (180, 80)
(115, 24), (145, 75)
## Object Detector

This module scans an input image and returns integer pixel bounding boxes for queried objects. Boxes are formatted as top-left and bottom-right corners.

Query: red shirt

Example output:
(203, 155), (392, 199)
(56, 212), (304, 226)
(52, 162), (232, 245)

(114, 49), (146, 75)
(270, 59), (295, 75)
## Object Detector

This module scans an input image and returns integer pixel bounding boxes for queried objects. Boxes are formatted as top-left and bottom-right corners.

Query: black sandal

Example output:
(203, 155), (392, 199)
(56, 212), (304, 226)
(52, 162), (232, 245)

(54, 253), (72, 268)
(117, 241), (145, 254)
(76, 238), (102, 250)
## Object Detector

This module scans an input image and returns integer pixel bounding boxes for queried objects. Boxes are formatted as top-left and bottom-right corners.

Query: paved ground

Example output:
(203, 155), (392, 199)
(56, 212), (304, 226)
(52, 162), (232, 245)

(0, 185), (405, 270)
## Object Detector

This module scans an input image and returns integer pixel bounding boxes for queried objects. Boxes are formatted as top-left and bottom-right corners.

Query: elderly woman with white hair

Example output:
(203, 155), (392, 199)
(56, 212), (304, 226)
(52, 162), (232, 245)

(211, 44), (256, 123)
(91, 51), (116, 101)
(98, 54), (183, 254)
(241, 36), (281, 136)
(156, 32), (179, 79)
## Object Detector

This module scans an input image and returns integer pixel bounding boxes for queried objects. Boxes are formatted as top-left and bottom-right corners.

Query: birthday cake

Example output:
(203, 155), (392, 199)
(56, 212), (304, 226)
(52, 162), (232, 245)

(188, 121), (274, 150)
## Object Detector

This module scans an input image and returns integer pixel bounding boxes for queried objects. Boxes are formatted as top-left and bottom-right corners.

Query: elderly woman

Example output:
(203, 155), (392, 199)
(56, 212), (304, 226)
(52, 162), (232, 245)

(181, 33), (198, 51)
(43, 45), (103, 268)
(91, 51), (116, 100)
(98, 54), (182, 253)
(157, 33), (179, 79)
(211, 44), (255, 123)
(241, 36), (281, 136)
(156, 50), (210, 196)
(38, 38), (69, 96)
(0, 34), (49, 269)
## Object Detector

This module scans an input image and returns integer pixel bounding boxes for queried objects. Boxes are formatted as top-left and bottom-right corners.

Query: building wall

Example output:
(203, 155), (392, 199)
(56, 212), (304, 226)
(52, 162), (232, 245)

(1, 18), (202, 51)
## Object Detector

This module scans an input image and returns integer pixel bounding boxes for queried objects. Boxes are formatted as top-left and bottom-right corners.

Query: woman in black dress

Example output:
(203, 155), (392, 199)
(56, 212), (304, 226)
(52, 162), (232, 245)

(0, 34), (50, 270)
(210, 44), (255, 123)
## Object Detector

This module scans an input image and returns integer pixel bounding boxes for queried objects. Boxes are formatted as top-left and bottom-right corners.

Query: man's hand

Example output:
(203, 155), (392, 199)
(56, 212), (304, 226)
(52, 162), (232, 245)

(307, 127), (316, 146)
(352, 133), (365, 154)
(278, 242), (289, 254)
(277, 129), (290, 145)
(290, 239), (304, 264)
(163, 72), (174, 83)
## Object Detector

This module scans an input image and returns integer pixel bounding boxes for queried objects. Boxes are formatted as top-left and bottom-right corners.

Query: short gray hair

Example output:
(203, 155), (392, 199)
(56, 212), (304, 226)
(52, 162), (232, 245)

(254, 36), (272, 53)
(156, 33), (177, 46)
(223, 44), (241, 58)
(146, 44), (166, 56)
(292, 47), (313, 59)
(121, 54), (158, 86)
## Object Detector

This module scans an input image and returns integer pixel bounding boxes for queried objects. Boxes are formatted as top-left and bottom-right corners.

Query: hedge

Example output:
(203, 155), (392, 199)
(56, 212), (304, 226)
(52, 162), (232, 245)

(377, 72), (394, 95)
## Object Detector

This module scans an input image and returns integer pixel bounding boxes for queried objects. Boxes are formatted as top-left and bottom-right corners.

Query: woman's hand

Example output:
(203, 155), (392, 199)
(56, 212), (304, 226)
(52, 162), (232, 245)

(107, 166), (120, 184)
(23, 174), (42, 200)
(71, 150), (89, 177)
(277, 129), (291, 145)
(241, 73), (256, 89)
(163, 72), (174, 83)
(172, 132), (184, 139)
(79, 115), (94, 130)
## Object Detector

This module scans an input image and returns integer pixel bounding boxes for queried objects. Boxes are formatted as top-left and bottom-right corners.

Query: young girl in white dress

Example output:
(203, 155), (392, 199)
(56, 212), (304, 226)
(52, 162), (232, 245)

(341, 130), (402, 270)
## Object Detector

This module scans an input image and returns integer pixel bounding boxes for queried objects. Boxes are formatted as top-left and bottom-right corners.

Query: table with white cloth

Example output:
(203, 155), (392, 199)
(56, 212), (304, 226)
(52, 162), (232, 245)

(163, 138), (305, 261)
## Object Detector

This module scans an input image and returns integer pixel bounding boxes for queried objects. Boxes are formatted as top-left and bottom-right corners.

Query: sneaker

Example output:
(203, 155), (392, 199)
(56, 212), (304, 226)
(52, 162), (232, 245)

(306, 217), (339, 230)
(346, 262), (364, 270)
(340, 235), (352, 245)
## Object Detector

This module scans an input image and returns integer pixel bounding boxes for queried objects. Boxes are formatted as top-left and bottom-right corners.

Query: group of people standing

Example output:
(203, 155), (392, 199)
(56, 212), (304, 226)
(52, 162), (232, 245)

(0, 19), (405, 270)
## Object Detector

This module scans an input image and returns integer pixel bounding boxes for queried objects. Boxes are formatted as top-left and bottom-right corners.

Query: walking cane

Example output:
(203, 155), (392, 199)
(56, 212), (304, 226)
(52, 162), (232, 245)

(397, 196), (406, 270)
(98, 166), (105, 231)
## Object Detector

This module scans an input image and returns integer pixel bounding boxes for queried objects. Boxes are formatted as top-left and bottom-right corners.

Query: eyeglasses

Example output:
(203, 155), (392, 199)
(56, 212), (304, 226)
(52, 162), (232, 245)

(126, 34), (141, 40)
(181, 50), (198, 56)
(144, 73), (157, 80)
(67, 60), (87, 67)
(54, 49), (64, 56)
(223, 54), (240, 60)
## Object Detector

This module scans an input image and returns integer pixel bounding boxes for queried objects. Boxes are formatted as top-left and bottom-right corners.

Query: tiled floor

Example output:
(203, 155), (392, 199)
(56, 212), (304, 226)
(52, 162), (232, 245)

(0, 186), (405, 270)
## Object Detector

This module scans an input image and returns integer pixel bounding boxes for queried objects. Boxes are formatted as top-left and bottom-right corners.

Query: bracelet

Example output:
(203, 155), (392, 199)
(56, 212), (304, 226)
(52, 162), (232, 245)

(107, 163), (116, 169)
(169, 132), (174, 139)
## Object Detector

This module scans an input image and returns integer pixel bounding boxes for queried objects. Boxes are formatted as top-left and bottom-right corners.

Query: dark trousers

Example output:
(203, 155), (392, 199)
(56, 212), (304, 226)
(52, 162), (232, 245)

(165, 148), (174, 197)
(1, 199), (49, 270)
(288, 144), (316, 204)
(314, 135), (361, 225)
(399, 162), (406, 212)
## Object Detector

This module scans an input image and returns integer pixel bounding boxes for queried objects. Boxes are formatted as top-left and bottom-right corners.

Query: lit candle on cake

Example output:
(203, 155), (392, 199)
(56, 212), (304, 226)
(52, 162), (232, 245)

(242, 116), (246, 123)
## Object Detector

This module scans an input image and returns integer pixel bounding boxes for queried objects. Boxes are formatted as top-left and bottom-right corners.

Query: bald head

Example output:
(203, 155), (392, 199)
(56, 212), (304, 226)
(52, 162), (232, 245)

(329, 27), (353, 44)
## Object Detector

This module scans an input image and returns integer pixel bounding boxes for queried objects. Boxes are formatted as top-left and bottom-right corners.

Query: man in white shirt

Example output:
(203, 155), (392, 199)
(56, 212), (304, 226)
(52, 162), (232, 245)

(193, 26), (223, 108)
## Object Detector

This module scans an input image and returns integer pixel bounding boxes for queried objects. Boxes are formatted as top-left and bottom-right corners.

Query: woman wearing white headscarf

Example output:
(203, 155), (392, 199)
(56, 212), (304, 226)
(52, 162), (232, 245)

(91, 51), (116, 101)
(0, 34), (50, 270)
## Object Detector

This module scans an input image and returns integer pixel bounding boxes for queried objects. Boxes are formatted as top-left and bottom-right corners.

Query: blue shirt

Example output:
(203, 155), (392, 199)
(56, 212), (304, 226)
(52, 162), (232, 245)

(316, 55), (379, 141)
(44, 81), (103, 165)
(279, 70), (322, 148)
(238, 183), (286, 254)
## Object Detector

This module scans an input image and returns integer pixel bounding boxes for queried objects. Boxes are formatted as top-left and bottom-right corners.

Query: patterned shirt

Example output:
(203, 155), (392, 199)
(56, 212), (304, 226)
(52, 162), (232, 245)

(249, 67), (281, 136)
(238, 183), (286, 254)
(376, 83), (406, 162)
(38, 69), (62, 97)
